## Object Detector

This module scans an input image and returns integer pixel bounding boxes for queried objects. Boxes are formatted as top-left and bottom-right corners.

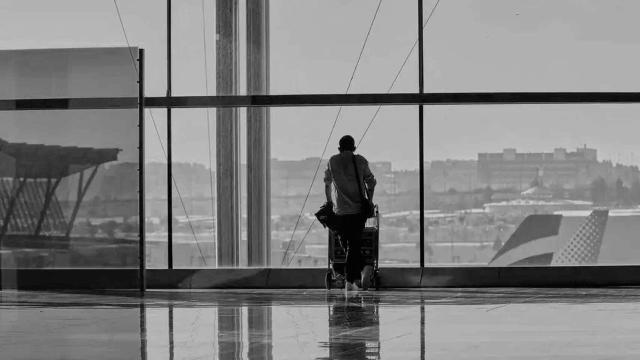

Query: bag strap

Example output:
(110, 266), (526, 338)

(351, 154), (367, 202)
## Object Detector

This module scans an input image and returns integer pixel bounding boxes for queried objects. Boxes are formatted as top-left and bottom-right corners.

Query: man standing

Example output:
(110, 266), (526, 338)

(324, 135), (376, 290)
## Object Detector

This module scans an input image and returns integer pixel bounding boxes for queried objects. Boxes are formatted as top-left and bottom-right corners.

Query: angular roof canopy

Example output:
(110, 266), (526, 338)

(0, 138), (120, 179)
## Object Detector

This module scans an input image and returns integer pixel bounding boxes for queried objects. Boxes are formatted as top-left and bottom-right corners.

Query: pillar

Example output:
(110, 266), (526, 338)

(216, 0), (241, 267)
(246, 0), (271, 266)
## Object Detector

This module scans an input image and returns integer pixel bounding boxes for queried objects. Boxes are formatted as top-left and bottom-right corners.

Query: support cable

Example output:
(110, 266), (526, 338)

(113, 0), (208, 265)
(148, 118), (208, 265)
(280, 0), (384, 265)
(288, 0), (442, 263)
(201, 0), (216, 246)
(286, 218), (316, 267)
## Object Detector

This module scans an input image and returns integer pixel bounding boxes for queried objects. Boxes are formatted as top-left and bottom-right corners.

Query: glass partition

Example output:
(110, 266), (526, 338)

(0, 1), (166, 96)
(0, 109), (139, 268)
(0, 47), (141, 270)
(0, 48), (138, 99)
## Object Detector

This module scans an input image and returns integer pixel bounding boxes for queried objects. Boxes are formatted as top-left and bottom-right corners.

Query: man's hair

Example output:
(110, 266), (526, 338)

(338, 135), (356, 152)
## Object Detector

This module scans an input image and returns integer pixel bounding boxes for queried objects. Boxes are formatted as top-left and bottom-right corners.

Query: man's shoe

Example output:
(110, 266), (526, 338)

(361, 265), (373, 290)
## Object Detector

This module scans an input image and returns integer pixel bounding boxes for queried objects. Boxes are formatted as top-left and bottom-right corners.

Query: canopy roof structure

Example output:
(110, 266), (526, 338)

(0, 138), (121, 240)
(0, 138), (120, 179)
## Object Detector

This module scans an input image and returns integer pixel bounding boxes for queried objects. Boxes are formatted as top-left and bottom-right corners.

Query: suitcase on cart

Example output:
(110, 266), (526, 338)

(325, 205), (380, 290)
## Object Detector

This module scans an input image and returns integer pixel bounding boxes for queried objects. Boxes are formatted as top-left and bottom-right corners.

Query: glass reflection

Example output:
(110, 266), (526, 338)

(317, 294), (381, 360)
(0, 109), (139, 269)
(162, 302), (274, 360)
(148, 292), (425, 360)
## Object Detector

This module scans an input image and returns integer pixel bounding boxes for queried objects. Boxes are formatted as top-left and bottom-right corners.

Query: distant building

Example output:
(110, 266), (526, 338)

(271, 158), (327, 197)
(427, 160), (478, 192)
(477, 146), (639, 190)
(271, 158), (396, 196)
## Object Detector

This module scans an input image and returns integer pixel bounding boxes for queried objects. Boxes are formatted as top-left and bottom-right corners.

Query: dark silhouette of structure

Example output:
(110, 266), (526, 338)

(0, 137), (119, 247)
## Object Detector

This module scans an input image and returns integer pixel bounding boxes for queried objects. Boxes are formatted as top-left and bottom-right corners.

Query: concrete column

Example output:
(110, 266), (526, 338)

(216, 0), (240, 267)
(246, 0), (271, 266)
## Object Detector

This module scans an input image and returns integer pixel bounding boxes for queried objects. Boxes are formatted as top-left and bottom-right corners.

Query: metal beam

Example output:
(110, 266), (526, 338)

(0, 177), (27, 241)
(65, 166), (99, 238)
(18, 179), (38, 233)
(139, 48), (146, 291)
(34, 177), (62, 236)
(0, 97), (137, 110)
(4, 92), (640, 111)
(145, 92), (640, 108)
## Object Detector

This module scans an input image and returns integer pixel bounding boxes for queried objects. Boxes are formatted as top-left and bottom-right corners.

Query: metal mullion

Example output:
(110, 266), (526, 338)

(167, 0), (173, 270)
(138, 49), (146, 292)
(0, 97), (137, 110)
(418, 0), (425, 268)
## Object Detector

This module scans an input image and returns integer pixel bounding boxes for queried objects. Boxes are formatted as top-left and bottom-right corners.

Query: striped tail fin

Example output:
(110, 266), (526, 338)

(551, 209), (608, 265)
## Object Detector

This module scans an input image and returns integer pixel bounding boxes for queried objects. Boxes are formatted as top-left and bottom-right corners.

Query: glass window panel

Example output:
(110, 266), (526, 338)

(172, 0), (217, 96)
(424, 104), (640, 266)
(0, 48), (138, 99)
(272, 106), (419, 268)
(422, 0), (640, 92)
(145, 109), (168, 269)
(171, 108), (220, 267)
(170, 105), (418, 268)
(173, 0), (418, 95)
(269, 0), (418, 95)
(0, 109), (139, 268)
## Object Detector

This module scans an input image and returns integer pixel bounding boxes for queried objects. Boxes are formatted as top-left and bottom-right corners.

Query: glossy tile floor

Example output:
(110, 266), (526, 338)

(2, 288), (640, 359)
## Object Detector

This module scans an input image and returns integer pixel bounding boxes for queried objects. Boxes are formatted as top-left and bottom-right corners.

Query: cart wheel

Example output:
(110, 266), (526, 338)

(325, 270), (332, 290)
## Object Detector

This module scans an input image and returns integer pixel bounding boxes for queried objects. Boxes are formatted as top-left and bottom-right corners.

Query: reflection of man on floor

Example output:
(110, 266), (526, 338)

(318, 294), (381, 360)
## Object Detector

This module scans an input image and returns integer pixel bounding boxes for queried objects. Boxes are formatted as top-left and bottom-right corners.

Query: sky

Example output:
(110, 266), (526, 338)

(1, 0), (640, 170)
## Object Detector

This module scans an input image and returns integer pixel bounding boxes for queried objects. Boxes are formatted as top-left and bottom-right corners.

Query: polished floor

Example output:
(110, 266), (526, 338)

(1, 288), (640, 359)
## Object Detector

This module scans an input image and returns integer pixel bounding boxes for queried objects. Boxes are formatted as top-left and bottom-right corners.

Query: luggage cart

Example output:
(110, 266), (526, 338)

(325, 205), (380, 290)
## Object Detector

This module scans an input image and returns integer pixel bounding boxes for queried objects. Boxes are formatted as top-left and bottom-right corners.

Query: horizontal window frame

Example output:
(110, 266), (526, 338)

(2, 92), (640, 111)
